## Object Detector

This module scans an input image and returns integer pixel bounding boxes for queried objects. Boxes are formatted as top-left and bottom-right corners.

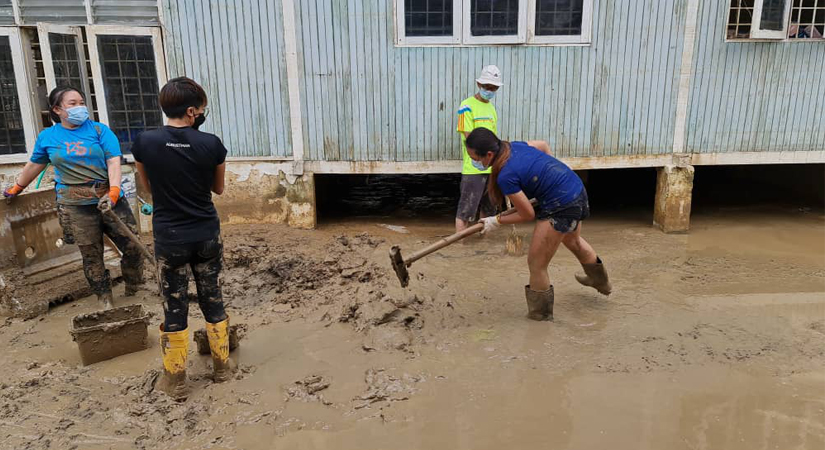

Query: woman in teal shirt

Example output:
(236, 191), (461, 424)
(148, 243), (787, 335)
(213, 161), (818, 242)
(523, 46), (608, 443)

(3, 87), (144, 309)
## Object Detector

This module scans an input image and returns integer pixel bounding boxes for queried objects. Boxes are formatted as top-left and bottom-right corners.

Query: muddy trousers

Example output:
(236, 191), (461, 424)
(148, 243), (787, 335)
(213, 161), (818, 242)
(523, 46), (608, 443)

(155, 237), (227, 333)
(63, 200), (144, 297)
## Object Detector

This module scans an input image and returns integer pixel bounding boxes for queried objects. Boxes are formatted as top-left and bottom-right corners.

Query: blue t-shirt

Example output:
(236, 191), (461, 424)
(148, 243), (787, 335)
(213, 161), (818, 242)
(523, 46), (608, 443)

(497, 141), (583, 212)
(30, 121), (122, 205)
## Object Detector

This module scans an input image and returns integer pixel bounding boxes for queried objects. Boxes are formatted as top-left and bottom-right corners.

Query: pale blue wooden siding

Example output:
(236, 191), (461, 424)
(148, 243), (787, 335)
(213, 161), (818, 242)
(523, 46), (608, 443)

(686, 0), (825, 154)
(160, 0), (823, 162)
(293, 0), (688, 161)
(161, 0), (292, 157)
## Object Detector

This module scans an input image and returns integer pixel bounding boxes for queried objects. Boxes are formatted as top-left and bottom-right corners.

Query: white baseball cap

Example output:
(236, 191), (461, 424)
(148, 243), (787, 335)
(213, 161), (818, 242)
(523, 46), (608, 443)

(476, 65), (503, 87)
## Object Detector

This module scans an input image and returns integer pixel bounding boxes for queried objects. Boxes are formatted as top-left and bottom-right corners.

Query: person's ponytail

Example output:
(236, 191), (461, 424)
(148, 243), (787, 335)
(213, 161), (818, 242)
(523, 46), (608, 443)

(487, 139), (510, 205)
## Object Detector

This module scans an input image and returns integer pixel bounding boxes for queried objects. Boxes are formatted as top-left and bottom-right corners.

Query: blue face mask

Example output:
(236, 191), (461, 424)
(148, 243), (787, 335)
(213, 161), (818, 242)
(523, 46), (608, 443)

(66, 106), (89, 125)
(479, 88), (496, 101)
(471, 159), (488, 171)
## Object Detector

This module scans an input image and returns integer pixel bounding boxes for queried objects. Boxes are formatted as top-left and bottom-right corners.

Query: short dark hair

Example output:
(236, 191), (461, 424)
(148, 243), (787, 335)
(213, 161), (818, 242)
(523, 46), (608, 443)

(159, 77), (207, 119)
(48, 87), (85, 124)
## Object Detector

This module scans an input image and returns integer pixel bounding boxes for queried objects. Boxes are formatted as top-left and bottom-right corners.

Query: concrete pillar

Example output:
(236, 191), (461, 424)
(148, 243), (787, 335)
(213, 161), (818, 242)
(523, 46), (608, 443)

(653, 165), (694, 233)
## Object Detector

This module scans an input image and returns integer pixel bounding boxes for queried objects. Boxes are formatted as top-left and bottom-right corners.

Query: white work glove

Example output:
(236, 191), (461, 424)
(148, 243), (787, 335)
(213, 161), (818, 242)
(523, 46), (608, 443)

(480, 215), (501, 235)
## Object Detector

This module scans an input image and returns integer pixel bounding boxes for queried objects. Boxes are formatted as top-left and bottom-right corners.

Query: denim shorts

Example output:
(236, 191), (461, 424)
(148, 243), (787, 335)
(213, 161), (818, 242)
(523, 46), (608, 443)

(536, 189), (590, 233)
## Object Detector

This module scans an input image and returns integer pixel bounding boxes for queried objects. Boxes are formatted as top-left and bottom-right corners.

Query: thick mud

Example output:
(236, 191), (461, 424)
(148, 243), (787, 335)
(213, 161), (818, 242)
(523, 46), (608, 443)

(0, 206), (823, 449)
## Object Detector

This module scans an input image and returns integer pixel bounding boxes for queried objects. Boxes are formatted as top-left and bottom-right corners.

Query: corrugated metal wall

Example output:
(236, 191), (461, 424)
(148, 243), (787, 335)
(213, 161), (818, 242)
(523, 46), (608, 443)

(294, 0), (687, 162)
(161, 0), (293, 158)
(686, 0), (825, 154)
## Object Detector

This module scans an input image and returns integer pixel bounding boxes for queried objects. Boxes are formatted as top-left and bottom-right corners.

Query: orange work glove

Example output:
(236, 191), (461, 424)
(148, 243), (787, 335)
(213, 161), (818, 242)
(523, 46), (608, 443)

(108, 186), (121, 206)
(3, 183), (24, 198)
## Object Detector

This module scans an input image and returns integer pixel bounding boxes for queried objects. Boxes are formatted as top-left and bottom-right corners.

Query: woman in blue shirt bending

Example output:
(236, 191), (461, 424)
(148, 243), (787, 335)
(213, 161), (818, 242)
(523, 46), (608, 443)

(3, 87), (144, 310)
(464, 128), (611, 321)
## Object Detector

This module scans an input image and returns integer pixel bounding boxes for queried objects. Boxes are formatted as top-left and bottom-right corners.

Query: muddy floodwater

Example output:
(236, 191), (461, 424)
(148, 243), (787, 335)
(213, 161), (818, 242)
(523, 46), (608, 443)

(1, 206), (823, 450)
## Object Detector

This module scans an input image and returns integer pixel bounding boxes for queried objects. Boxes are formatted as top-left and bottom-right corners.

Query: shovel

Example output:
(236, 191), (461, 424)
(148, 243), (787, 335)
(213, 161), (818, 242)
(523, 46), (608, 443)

(97, 201), (156, 268)
(390, 199), (535, 287)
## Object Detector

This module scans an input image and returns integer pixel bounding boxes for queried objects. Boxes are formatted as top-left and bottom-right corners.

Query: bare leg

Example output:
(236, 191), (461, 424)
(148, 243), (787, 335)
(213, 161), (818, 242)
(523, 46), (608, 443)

(455, 218), (469, 233)
(561, 223), (598, 265)
(527, 220), (564, 291)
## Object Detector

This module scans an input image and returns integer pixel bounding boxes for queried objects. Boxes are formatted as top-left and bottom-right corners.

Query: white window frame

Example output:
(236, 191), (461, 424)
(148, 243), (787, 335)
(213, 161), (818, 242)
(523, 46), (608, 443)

(37, 23), (94, 118)
(0, 27), (38, 162)
(463, 0), (528, 44)
(395, 0), (593, 46)
(396, 0), (462, 45)
(86, 25), (167, 125)
(527, 0), (592, 44)
(752, 0), (793, 39)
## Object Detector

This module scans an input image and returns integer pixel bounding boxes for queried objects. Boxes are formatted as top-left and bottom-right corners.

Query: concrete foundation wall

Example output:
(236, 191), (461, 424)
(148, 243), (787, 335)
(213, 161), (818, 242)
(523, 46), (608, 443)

(0, 161), (318, 232)
(219, 163), (316, 229)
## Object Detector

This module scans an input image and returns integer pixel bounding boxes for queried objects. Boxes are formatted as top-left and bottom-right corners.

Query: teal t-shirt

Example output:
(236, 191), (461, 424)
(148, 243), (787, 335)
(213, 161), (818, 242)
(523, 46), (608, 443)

(30, 121), (121, 205)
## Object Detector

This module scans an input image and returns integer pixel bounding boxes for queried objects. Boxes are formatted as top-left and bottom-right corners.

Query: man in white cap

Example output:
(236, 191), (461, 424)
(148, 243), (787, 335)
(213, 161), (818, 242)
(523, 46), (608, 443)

(455, 65), (503, 233)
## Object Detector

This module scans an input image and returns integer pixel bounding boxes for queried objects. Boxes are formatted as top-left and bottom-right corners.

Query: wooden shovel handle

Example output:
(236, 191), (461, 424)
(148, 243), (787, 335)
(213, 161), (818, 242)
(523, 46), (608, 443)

(404, 199), (535, 265)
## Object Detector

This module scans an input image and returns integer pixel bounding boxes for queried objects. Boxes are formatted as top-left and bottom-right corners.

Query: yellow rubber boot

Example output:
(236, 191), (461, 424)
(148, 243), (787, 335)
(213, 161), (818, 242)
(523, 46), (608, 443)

(206, 318), (235, 382)
(157, 325), (189, 401)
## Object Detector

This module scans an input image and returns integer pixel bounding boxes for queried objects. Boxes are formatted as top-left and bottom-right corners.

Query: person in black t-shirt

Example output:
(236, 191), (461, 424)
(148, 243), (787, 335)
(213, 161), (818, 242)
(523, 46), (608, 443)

(132, 77), (234, 401)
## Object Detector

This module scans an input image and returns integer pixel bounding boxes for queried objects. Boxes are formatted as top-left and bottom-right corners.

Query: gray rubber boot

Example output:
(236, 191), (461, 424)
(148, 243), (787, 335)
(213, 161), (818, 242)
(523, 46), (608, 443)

(524, 285), (554, 321)
(575, 257), (612, 295)
(98, 291), (114, 310)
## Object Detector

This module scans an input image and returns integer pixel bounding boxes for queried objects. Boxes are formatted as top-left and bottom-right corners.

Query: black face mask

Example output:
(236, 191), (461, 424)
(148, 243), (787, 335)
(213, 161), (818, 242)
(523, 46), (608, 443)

(193, 113), (206, 130)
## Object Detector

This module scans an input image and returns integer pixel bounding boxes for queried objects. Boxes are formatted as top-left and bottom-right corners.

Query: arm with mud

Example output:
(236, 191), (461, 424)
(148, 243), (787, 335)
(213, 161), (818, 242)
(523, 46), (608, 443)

(7, 162), (48, 194)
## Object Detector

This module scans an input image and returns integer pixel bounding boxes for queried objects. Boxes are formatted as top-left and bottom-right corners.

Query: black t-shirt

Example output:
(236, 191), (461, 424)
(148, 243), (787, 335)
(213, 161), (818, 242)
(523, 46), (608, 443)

(132, 126), (227, 245)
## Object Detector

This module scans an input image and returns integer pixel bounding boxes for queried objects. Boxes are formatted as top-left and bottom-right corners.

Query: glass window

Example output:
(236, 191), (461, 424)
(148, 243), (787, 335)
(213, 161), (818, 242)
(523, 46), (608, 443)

(470, 0), (520, 36)
(98, 35), (162, 153)
(405, 0), (454, 36)
(0, 36), (26, 155)
(788, 0), (825, 39)
(760, 0), (789, 30)
(727, 0), (755, 39)
(48, 33), (84, 89)
(535, 0), (584, 36)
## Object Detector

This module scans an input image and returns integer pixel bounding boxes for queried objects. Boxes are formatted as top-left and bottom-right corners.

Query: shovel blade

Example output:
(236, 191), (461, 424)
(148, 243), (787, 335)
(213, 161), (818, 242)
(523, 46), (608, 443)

(389, 245), (410, 287)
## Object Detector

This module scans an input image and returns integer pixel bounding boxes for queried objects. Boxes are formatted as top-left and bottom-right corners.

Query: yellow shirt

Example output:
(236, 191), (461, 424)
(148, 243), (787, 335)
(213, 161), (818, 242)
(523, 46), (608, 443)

(456, 96), (498, 175)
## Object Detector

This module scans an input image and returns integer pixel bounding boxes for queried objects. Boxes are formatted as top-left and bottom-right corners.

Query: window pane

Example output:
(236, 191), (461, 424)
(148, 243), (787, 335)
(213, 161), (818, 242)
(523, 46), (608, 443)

(48, 33), (85, 89)
(471, 0), (519, 36)
(98, 35), (162, 153)
(405, 0), (453, 37)
(788, 1), (825, 38)
(760, 0), (787, 30)
(536, 0), (584, 36)
(0, 36), (26, 155)
(727, 0), (756, 39)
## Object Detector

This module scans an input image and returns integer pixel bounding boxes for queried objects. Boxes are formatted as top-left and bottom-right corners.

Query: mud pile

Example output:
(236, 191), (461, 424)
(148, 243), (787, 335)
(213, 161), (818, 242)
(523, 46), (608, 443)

(0, 361), (231, 450)
(221, 229), (465, 352)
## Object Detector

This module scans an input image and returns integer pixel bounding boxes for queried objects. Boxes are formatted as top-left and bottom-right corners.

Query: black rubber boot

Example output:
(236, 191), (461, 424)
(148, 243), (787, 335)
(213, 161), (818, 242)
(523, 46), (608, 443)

(91, 269), (114, 309)
(524, 285), (554, 321)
